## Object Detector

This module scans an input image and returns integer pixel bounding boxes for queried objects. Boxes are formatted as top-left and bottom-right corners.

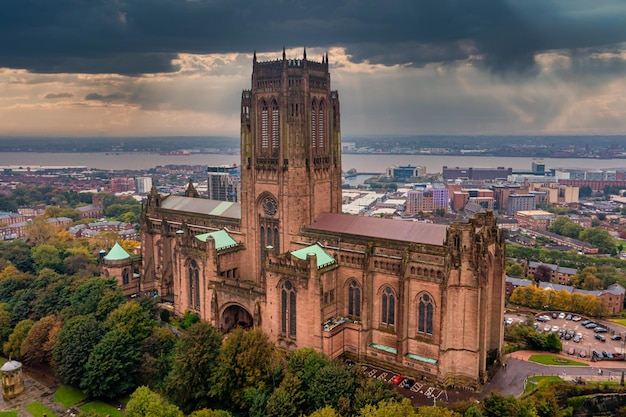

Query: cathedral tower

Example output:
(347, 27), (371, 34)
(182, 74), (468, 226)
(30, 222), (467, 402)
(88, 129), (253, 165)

(240, 49), (342, 280)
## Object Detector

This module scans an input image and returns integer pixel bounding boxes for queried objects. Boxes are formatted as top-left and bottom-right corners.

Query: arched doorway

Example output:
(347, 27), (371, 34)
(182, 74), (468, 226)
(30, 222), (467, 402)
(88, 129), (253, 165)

(221, 304), (254, 333)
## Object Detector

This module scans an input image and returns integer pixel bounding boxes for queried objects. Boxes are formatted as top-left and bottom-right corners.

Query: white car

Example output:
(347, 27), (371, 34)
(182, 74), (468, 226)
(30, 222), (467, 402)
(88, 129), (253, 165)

(544, 325), (551, 332)
(558, 312), (566, 319)
(551, 326), (559, 332)
(505, 318), (513, 325)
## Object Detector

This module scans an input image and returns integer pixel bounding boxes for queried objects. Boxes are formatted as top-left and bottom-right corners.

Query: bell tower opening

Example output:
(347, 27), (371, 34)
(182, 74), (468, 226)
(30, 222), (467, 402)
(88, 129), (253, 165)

(221, 304), (254, 333)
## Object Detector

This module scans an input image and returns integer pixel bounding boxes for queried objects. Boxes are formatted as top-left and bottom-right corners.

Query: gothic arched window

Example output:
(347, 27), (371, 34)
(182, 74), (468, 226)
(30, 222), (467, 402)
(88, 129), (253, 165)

(418, 293), (434, 335)
(318, 100), (325, 149)
(311, 99), (317, 149)
(122, 268), (129, 285)
(381, 286), (395, 326)
(260, 100), (269, 150)
(271, 100), (279, 154)
(189, 260), (200, 310)
(348, 280), (361, 318)
(281, 280), (296, 337)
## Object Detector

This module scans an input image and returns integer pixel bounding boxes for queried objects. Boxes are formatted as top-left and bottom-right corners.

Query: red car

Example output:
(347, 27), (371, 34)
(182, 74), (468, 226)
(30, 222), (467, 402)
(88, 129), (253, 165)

(392, 375), (403, 385)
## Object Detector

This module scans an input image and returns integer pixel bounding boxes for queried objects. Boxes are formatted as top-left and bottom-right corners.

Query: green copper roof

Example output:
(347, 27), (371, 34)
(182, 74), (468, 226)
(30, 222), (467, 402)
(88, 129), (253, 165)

(104, 242), (131, 261)
(290, 244), (336, 269)
(195, 230), (238, 250)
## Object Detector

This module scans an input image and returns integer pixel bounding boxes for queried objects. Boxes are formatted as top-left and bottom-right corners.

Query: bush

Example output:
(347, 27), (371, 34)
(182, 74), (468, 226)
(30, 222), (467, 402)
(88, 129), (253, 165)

(160, 309), (171, 324)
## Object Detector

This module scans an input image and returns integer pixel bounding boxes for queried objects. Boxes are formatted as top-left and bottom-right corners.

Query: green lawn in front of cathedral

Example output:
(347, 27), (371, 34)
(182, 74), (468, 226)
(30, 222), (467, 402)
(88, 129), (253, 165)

(79, 400), (124, 417)
(522, 375), (562, 396)
(528, 354), (589, 366)
(608, 318), (626, 327)
(25, 401), (57, 417)
(0, 411), (18, 417)
(54, 384), (87, 408)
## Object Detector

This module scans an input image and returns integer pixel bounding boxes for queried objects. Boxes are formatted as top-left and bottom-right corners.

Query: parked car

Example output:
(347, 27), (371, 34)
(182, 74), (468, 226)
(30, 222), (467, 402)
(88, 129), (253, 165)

(551, 326), (560, 332)
(594, 327), (607, 333)
(566, 314), (572, 320)
(582, 320), (592, 325)
(544, 325), (551, 332)
(392, 375), (404, 385)
(402, 378), (416, 389)
(611, 335), (622, 341)
(585, 323), (598, 329)
(595, 334), (606, 342)
(568, 347), (575, 355)
(567, 329), (576, 336)
(603, 351), (613, 359)
(572, 316), (582, 321)
(505, 318), (513, 325)
(579, 349), (587, 358)
(552, 312), (558, 319)
(564, 334), (572, 340)
(573, 336), (581, 343)
(558, 312), (566, 319)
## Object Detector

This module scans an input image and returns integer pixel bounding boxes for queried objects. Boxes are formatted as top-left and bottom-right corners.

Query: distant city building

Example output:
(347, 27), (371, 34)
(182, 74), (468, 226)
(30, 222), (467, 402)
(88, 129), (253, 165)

(385, 165), (426, 181)
(529, 183), (579, 205)
(514, 210), (556, 230)
(506, 194), (536, 215)
(135, 176), (153, 195)
(207, 165), (239, 202)
(442, 166), (512, 181)
(406, 187), (449, 214)
(76, 194), (104, 219)
(531, 160), (545, 174)
(107, 177), (135, 193)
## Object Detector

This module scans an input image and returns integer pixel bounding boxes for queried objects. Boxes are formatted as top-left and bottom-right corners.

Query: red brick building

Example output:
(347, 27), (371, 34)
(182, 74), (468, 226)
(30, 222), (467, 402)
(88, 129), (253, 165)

(140, 52), (505, 388)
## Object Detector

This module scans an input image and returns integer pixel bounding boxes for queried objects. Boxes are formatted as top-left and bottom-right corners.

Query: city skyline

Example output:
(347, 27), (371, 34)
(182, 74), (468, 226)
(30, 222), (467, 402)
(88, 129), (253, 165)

(1, 1), (626, 137)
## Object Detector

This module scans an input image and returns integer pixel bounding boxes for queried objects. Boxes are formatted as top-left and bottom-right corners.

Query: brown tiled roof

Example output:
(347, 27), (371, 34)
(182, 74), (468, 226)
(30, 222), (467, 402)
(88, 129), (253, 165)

(307, 213), (448, 246)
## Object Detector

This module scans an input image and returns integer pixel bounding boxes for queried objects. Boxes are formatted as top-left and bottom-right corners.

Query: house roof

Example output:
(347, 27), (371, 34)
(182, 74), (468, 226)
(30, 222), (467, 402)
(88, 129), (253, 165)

(195, 230), (238, 250)
(307, 213), (448, 246)
(291, 243), (336, 269)
(160, 195), (240, 219)
(104, 242), (131, 261)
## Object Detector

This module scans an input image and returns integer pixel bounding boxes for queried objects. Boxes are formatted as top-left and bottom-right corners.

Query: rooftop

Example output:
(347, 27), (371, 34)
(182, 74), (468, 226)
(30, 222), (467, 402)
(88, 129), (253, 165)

(160, 195), (241, 219)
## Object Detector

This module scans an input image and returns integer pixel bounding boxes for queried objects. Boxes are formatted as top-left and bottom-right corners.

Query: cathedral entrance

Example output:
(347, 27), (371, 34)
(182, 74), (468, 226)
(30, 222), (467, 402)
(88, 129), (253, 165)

(221, 304), (253, 333)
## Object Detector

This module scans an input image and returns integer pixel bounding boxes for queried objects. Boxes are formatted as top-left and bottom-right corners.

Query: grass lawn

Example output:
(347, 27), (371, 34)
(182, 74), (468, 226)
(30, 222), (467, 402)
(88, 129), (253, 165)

(54, 384), (88, 408)
(608, 318), (626, 326)
(79, 401), (124, 417)
(528, 354), (589, 366)
(0, 411), (18, 417)
(25, 401), (57, 417)
(523, 375), (562, 395)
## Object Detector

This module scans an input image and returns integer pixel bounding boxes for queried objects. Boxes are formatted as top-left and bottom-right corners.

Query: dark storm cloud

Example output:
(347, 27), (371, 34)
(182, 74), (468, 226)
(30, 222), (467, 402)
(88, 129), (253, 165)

(85, 92), (127, 102)
(0, 0), (625, 75)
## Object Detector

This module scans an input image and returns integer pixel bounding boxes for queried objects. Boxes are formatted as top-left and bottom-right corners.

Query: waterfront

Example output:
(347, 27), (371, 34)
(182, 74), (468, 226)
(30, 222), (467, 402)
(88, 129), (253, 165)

(2, 152), (626, 173)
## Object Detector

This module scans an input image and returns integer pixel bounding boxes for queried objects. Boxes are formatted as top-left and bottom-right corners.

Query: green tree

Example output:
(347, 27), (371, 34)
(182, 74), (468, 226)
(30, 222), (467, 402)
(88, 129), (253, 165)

(580, 227), (617, 255)
(506, 261), (525, 278)
(0, 304), (11, 344)
(81, 328), (143, 398)
(544, 333), (562, 353)
(65, 277), (125, 320)
(30, 244), (64, 273)
(579, 186), (592, 198)
(106, 301), (156, 341)
(189, 410), (233, 417)
(137, 326), (177, 389)
(3, 319), (33, 359)
(481, 392), (536, 417)
(53, 314), (105, 386)
(211, 328), (279, 411)
(358, 399), (417, 417)
(167, 321), (223, 412)
(126, 386), (184, 417)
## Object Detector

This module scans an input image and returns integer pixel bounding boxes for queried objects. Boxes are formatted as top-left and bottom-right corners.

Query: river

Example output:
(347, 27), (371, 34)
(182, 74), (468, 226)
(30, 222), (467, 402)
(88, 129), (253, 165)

(1, 152), (626, 173)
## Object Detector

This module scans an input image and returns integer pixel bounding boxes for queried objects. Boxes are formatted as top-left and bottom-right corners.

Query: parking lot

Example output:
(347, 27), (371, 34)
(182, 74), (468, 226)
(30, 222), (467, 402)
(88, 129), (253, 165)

(359, 364), (453, 407)
(532, 312), (626, 360)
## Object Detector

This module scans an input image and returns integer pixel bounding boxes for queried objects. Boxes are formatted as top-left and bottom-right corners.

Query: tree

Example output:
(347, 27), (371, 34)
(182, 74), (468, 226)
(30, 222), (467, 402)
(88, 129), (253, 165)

(211, 328), (279, 411)
(30, 244), (64, 273)
(189, 410), (233, 417)
(65, 277), (125, 320)
(580, 227), (617, 255)
(22, 315), (62, 366)
(53, 314), (105, 386)
(533, 264), (553, 283)
(167, 321), (223, 412)
(23, 218), (59, 246)
(0, 304), (11, 345)
(308, 407), (341, 417)
(544, 333), (562, 353)
(579, 186), (592, 198)
(81, 328), (143, 398)
(105, 301), (156, 341)
(358, 399), (417, 417)
(126, 386), (184, 417)
(481, 392), (536, 417)
(505, 261), (525, 278)
(3, 319), (33, 359)
(137, 326), (177, 389)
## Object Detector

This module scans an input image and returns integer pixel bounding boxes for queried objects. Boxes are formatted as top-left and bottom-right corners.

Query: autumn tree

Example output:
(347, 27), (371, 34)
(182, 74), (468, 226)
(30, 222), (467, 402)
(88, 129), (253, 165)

(22, 315), (62, 366)
(358, 399), (418, 417)
(3, 319), (34, 359)
(23, 217), (59, 246)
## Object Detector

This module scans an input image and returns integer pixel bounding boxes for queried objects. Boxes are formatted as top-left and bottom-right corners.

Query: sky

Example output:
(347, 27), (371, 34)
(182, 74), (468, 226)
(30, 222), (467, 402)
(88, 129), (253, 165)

(1, 0), (626, 138)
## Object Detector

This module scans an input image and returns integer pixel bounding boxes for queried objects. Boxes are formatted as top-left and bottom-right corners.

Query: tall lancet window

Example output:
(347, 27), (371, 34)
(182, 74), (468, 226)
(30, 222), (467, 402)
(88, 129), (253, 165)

(318, 100), (325, 149)
(189, 260), (200, 310)
(281, 280), (296, 337)
(311, 100), (317, 149)
(418, 293), (434, 335)
(261, 100), (269, 150)
(348, 280), (361, 318)
(271, 100), (279, 155)
(381, 286), (395, 326)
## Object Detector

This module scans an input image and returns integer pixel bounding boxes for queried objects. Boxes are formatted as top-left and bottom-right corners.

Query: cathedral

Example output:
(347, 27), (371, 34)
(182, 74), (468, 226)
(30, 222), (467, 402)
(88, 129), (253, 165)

(139, 49), (506, 388)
